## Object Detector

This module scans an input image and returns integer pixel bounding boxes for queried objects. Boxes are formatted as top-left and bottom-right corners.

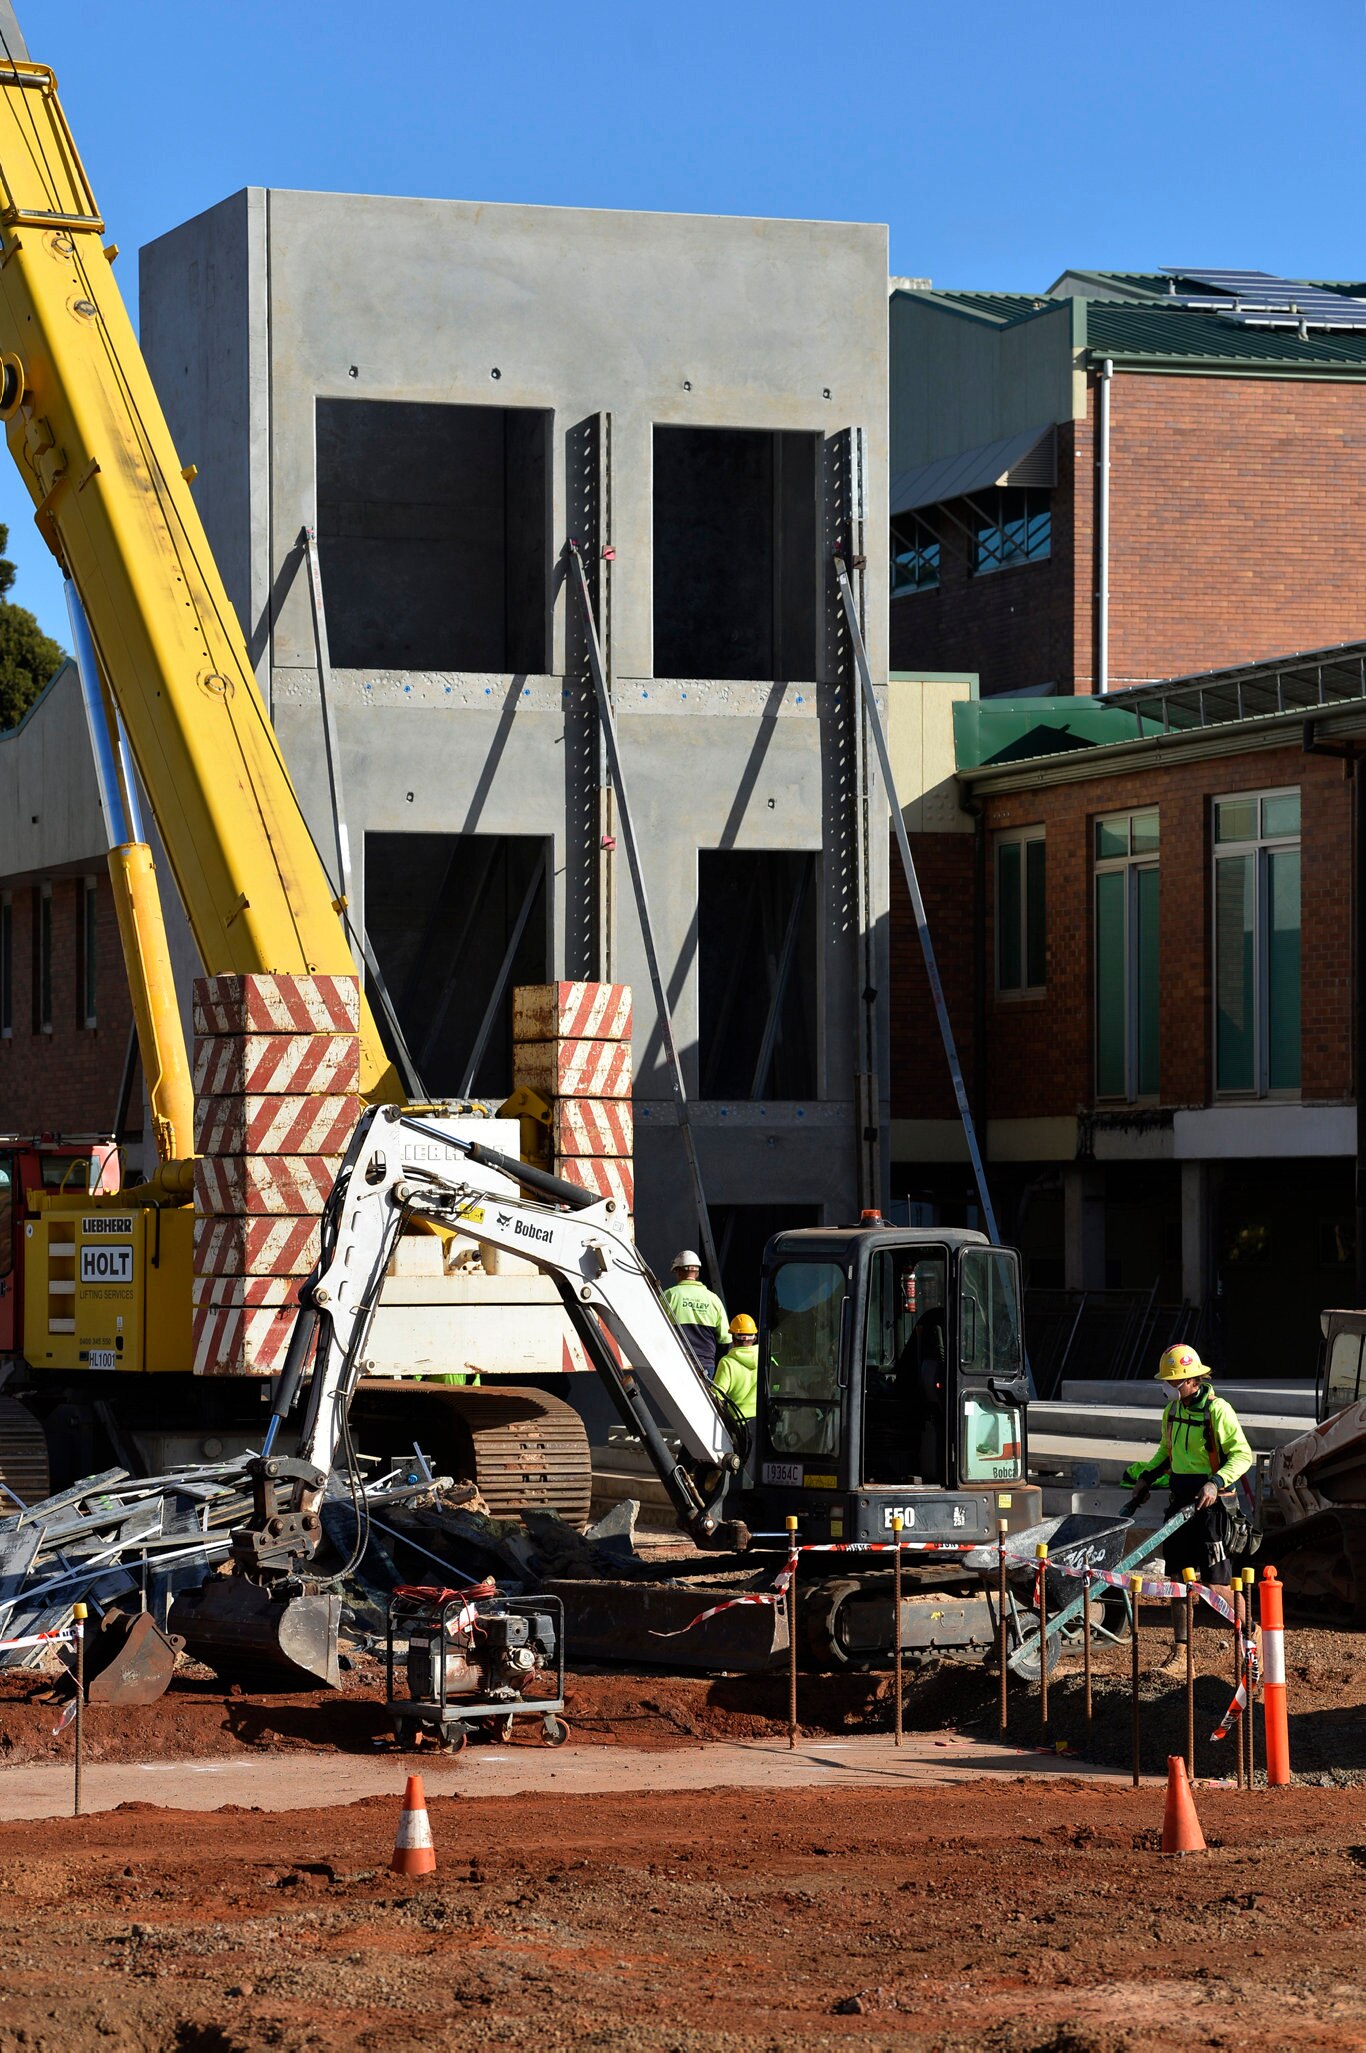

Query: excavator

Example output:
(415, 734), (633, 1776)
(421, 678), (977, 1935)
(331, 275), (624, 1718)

(170, 1101), (1036, 1682)
(0, 32), (1037, 1685)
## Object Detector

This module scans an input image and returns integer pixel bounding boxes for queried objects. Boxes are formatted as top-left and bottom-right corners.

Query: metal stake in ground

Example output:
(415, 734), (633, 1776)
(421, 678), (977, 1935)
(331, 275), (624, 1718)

(1232, 1572), (1244, 1790)
(72, 1600), (86, 1819)
(996, 1520), (1008, 1740)
(1130, 1574), (1143, 1789)
(1035, 1543), (1049, 1739)
(786, 1516), (799, 1751)
(892, 1513), (904, 1748)
(1241, 1572), (1256, 1788)
(1082, 1571), (1093, 1742)
(1183, 1567), (1197, 1783)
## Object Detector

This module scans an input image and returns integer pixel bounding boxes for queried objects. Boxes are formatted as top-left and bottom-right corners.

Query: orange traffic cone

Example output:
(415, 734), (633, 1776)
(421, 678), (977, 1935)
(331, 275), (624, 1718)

(390, 1773), (437, 1876)
(1160, 1755), (1206, 1855)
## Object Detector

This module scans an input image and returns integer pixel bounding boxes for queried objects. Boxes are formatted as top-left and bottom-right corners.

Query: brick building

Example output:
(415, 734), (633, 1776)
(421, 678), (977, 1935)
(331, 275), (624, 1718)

(889, 270), (1366, 697)
(0, 664), (134, 1146)
(892, 645), (1366, 1381)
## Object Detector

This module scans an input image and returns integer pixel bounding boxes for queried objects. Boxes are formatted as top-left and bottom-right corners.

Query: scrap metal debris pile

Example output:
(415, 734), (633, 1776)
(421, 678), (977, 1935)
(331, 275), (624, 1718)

(0, 1459), (470, 1699)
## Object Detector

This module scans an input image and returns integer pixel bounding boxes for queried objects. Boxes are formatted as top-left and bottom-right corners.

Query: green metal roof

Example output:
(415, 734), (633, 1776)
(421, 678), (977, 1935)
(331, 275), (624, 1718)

(1083, 301), (1366, 369)
(953, 696), (1144, 771)
(905, 288), (1056, 325)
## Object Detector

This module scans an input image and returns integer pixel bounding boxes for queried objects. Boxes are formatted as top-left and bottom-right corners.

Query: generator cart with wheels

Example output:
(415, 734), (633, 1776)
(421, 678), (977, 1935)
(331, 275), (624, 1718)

(385, 1583), (569, 1752)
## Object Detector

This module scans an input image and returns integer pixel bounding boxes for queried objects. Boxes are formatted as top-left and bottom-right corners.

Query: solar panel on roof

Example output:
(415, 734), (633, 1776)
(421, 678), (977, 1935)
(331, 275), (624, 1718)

(1163, 268), (1366, 330)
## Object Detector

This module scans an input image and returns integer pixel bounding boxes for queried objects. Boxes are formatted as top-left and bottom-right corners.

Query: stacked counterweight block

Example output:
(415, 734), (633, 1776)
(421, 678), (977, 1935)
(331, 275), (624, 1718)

(513, 982), (634, 1214)
(191, 973), (361, 1374)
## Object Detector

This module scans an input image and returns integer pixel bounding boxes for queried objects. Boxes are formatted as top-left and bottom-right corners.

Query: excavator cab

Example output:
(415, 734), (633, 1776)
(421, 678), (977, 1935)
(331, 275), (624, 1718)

(737, 1225), (1038, 1548)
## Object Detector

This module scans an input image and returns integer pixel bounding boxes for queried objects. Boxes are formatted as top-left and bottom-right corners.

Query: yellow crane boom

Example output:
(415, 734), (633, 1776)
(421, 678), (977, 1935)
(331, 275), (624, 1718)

(0, 61), (400, 1104)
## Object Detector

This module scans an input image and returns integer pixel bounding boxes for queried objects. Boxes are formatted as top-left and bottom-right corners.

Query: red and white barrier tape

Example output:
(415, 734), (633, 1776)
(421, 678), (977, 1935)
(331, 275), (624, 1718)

(997, 1547), (1237, 1624)
(1211, 1639), (1262, 1742)
(649, 1549), (799, 1637)
(0, 1629), (74, 1651)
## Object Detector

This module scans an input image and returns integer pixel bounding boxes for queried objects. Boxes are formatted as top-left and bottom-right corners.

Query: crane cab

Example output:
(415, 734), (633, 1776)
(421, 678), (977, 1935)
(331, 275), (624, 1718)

(737, 1225), (1040, 1548)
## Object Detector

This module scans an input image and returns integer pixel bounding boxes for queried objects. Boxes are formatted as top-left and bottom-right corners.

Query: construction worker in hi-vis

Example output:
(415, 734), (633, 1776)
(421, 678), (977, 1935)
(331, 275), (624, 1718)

(662, 1250), (728, 1378)
(712, 1313), (759, 1420)
(1122, 1344), (1253, 1673)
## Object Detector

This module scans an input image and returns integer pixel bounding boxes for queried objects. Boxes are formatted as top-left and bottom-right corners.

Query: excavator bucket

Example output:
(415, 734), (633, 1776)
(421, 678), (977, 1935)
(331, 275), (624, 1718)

(169, 1576), (343, 1691)
(84, 1609), (184, 1707)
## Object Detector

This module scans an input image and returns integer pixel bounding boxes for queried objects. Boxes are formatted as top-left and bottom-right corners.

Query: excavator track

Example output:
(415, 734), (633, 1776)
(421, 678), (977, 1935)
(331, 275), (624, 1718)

(351, 1381), (592, 1526)
(0, 1393), (50, 1511)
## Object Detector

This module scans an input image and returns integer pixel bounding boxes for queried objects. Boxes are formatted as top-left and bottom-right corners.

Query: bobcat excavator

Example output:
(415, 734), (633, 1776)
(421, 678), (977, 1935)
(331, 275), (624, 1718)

(170, 1101), (1035, 1683)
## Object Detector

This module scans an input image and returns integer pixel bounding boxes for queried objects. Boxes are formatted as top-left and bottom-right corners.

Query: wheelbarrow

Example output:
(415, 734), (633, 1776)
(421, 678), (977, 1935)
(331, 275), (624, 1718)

(964, 1502), (1196, 1680)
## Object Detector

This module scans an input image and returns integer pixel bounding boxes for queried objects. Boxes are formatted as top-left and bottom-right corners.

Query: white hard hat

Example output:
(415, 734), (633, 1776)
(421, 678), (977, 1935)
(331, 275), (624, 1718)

(672, 1249), (702, 1272)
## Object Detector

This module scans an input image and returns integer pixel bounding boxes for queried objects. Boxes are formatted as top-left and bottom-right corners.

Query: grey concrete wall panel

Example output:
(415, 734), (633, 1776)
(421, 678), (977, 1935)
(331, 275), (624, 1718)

(141, 188), (892, 1262)
(889, 292), (1075, 478)
(140, 190), (273, 701)
(0, 665), (105, 881)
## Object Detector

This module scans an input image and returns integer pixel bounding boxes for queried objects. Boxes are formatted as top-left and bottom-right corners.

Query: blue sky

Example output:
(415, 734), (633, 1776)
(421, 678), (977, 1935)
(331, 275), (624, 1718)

(5, 0), (1365, 643)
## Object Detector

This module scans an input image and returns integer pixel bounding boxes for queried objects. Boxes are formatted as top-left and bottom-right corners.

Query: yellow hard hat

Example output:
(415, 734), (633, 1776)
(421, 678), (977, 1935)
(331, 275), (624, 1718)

(1156, 1344), (1210, 1383)
(730, 1313), (757, 1337)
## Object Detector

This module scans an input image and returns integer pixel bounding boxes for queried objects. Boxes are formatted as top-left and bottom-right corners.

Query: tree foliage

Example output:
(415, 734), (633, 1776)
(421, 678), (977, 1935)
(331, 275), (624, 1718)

(0, 524), (65, 731)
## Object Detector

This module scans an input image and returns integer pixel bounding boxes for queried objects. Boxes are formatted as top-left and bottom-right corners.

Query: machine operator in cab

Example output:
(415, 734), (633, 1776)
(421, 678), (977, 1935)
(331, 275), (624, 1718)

(1122, 1344), (1253, 1673)
(662, 1250), (728, 1378)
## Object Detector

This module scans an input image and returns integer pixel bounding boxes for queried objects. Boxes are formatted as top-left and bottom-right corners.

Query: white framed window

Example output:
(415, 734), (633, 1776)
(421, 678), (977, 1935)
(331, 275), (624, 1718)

(1094, 809), (1159, 1101)
(1213, 788), (1300, 1097)
(996, 830), (1045, 994)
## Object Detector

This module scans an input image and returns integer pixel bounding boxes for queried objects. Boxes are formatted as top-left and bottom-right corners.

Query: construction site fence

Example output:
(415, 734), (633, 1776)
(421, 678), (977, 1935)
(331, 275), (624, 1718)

(1024, 1285), (1207, 1397)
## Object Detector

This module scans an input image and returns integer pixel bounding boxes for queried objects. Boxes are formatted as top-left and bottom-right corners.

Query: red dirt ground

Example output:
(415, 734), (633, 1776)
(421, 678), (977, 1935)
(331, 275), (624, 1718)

(1, 1780), (1364, 2050)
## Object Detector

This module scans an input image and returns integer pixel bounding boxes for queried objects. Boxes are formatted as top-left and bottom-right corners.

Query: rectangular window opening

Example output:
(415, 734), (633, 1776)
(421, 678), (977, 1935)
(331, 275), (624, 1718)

(316, 399), (552, 672)
(79, 875), (97, 1030)
(996, 830), (1045, 994)
(1094, 810), (1160, 1102)
(1213, 786), (1300, 1097)
(969, 486), (1051, 575)
(0, 892), (11, 1038)
(32, 883), (51, 1036)
(653, 427), (818, 681)
(698, 849), (819, 1098)
(890, 512), (940, 595)
(364, 832), (550, 1100)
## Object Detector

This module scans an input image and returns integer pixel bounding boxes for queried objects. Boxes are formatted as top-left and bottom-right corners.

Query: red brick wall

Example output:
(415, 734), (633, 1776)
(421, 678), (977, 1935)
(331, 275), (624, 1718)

(893, 372), (1366, 698)
(1095, 374), (1366, 690)
(976, 745), (1350, 1118)
(889, 424), (1082, 696)
(0, 874), (134, 1135)
(891, 832), (978, 1120)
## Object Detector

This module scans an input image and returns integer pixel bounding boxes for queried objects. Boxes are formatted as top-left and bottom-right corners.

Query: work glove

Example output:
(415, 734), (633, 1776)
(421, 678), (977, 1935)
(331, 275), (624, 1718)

(1121, 1461), (1147, 1487)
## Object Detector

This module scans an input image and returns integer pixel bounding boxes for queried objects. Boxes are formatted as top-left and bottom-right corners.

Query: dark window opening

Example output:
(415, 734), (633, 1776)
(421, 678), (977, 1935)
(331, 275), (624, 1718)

(970, 487), (1051, 575)
(78, 875), (97, 1030)
(316, 399), (551, 672)
(653, 427), (818, 681)
(365, 832), (549, 1099)
(32, 883), (51, 1035)
(708, 1201), (821, 1320)
(890, 512), (940, 594)
(698, 850), (818, 1099)
(0, 894), (11, 1037)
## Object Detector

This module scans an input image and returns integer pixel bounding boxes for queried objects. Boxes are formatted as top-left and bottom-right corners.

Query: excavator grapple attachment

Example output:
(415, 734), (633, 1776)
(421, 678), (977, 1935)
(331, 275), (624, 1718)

(169, 1576), (343, 1690)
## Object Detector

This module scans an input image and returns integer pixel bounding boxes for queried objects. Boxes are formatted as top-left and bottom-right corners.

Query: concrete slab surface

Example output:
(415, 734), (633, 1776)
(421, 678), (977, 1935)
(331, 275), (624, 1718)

(0, 1733), (1128, 1821)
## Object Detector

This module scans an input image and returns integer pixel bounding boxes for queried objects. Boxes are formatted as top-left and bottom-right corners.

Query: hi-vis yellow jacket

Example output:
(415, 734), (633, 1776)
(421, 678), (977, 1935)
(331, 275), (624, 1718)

(1123, 1389), (1253, 1490)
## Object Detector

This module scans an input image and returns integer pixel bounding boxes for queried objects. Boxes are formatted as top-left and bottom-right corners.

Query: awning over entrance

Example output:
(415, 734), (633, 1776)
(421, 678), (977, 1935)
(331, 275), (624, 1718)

(890, 423), (1057, 518)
